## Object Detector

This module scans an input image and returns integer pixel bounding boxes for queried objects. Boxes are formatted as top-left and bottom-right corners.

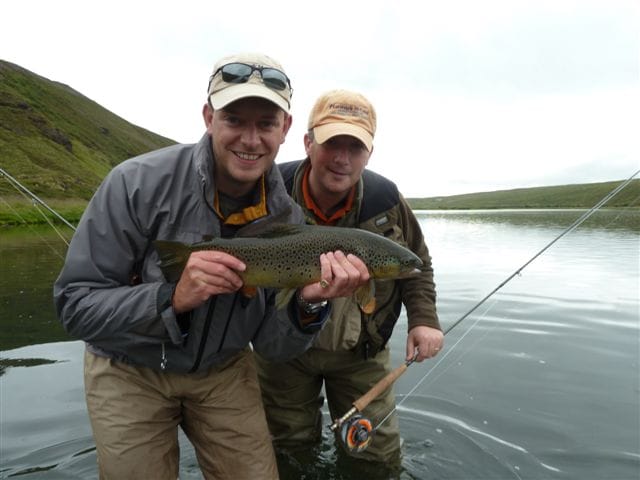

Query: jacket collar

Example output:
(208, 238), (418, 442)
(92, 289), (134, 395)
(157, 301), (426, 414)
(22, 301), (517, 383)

(292, 158), (363, 226)
(193, 133), (300, 224)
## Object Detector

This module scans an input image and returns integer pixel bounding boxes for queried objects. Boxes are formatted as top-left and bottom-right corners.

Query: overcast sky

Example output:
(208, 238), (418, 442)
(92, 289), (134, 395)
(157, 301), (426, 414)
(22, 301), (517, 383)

(2, 0), (638, 196)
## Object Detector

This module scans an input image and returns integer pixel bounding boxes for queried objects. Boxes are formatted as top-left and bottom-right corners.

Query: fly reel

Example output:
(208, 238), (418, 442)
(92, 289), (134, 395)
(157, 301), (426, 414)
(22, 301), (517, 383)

(339, 414), (374, 453)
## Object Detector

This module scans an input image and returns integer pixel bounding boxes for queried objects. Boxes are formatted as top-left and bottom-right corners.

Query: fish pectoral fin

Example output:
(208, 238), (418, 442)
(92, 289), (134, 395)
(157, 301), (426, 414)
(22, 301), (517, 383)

(241, 286), (258, 298)
(275, 288), (296, 310)
(355, 279), (376, 314)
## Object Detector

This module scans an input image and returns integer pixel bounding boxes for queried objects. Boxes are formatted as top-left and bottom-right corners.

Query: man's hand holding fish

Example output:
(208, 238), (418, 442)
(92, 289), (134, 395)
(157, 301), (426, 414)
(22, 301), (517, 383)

(171, 248), (370, 320)
(296, 251), (370, 322)
(172, 250), (248, 314)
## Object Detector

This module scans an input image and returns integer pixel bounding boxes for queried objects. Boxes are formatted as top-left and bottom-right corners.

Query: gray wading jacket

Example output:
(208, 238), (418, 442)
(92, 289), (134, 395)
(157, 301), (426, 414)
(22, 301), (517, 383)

(54, 134), (322, 373)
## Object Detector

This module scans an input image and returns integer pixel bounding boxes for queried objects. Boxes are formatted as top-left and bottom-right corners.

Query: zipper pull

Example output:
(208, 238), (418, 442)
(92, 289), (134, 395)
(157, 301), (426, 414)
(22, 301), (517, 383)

(160, 342), (167, 370)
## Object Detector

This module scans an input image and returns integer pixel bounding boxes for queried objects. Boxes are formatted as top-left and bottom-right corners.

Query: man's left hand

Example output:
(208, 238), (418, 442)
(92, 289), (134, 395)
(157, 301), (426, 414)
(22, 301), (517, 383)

(299, 250), (370, 302)
(406, 325), (444, 361)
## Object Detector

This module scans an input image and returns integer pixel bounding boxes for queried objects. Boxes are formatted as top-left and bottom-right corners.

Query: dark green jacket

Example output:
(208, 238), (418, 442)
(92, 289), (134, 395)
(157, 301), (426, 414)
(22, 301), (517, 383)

(279, 159), (439, 357)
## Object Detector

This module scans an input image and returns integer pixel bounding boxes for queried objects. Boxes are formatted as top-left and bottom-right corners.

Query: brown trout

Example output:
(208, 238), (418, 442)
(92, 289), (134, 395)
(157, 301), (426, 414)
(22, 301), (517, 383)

(154, 223), (423, 311)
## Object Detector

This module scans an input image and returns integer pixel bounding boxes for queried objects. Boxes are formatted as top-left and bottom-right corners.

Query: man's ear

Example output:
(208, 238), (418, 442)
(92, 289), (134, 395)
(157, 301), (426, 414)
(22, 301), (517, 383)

(303, 132), (313, 155)
(365, 145), (373, 166)
(202, 103), (214, 129)
(280, 113), (293, 144)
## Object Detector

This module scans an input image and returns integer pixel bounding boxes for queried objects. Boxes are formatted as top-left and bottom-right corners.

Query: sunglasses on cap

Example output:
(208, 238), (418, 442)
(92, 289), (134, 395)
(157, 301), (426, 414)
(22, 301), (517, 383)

(210, 62), (292, 92)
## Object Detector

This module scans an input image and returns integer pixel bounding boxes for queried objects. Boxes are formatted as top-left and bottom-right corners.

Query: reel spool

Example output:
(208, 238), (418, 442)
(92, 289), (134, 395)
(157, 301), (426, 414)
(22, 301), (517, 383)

(339, 414), (374, 453)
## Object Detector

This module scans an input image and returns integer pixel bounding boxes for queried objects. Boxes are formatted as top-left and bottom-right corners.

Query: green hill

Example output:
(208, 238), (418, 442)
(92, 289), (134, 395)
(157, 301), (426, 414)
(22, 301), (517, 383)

(408, 179), (640, 210)
(0, 60), (637, 227)
(0, 59), (176, 200)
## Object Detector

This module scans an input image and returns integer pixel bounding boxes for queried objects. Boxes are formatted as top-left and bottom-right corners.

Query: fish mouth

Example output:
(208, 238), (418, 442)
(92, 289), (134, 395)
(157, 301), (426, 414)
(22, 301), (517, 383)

(395, 267), (423, 278)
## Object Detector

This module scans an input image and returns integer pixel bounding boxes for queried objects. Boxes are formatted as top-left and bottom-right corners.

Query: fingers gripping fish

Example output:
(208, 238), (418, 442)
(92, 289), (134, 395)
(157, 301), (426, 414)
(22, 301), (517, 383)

(154, 224), (423, 312)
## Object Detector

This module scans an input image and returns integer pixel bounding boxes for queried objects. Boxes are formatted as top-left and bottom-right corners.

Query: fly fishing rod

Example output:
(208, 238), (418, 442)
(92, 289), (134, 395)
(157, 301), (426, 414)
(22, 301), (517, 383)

(330, 169), (640, 453)
(0, 167), (77, 231)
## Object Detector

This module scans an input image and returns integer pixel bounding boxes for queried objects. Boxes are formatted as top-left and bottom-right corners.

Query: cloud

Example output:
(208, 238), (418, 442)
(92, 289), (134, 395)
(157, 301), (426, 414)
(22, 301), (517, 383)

(2, 0), (638, 197)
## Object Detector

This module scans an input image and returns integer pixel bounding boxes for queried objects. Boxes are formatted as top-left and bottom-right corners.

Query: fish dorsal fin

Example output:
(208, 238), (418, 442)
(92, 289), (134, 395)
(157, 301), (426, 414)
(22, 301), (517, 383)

(234, 205), (299, 238)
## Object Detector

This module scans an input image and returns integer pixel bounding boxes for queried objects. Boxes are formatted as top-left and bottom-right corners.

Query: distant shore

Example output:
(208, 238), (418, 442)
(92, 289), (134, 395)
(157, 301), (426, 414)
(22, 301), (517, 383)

(0, 196), (86, 228)
(408, 179), (639, 211)
(2, 177), (638, 228)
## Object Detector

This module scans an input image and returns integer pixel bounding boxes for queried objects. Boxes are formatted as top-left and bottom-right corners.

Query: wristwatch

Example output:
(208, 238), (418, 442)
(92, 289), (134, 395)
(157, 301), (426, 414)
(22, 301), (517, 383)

(296, 290), (328, 315)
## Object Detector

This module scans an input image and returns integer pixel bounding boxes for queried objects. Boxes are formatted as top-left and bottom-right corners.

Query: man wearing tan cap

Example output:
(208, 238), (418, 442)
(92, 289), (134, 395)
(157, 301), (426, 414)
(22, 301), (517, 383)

(54, 57), (369, 479)
(256, 89), (443, 468)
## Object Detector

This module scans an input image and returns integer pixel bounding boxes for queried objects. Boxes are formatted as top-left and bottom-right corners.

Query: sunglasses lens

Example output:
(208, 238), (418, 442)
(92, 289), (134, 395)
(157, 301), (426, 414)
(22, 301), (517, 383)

(220, 63), (253, 83)
(216, 63), (289, 92)
(261, 68), (289, 91)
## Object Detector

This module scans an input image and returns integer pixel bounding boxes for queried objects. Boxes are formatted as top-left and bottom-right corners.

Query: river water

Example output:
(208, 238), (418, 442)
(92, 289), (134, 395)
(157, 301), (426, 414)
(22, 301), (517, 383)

(1, 209), (638, 479)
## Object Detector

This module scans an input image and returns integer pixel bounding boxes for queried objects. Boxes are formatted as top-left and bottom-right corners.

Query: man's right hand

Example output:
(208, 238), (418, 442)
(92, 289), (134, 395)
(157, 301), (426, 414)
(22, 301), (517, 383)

(172, 251), (246, 314)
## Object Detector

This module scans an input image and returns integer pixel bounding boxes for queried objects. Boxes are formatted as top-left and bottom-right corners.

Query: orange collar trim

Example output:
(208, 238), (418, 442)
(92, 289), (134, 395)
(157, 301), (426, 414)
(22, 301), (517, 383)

(214, 174), (268, 225)
(301, 165), (355, 225)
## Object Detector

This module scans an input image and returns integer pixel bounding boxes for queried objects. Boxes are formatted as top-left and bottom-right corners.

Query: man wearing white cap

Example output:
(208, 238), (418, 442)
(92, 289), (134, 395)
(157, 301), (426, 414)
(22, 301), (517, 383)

(54, 56), (369, 479)
(257, 89), (443, 468)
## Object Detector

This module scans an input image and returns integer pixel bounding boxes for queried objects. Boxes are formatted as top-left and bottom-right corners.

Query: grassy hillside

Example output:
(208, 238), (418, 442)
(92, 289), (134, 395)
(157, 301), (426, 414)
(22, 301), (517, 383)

(408, 179), (640, 210)
(1, 60), (637, 227)
(0, 60), (176, 200)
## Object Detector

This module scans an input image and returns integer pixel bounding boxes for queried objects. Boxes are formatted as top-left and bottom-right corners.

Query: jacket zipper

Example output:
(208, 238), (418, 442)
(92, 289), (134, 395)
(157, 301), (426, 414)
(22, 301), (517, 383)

(189, 182), (243, 372)
(189, 296), (218, 373)
(188, 180), (219, 373)
(188, 292), (240, 373)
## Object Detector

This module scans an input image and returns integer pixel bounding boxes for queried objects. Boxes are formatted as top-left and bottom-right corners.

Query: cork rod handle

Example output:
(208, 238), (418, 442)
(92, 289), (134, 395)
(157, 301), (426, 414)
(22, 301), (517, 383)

(353, 363), (409, 412)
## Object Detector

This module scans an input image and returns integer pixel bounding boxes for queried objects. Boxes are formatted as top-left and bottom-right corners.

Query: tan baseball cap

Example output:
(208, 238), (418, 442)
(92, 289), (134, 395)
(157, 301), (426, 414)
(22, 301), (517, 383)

(307, 89), (376, 152)
(208, 52), (292, 112)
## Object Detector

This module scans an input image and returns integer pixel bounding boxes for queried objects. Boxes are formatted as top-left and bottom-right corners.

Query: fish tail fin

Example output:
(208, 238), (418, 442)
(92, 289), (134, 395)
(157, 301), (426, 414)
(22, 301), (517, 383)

(356, 279), (377, 314)
(154, 240), (191, 282)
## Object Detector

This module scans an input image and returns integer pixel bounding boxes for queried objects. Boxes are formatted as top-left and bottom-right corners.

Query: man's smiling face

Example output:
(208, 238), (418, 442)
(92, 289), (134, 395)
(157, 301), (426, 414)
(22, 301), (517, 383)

(204, 97), (291, 196)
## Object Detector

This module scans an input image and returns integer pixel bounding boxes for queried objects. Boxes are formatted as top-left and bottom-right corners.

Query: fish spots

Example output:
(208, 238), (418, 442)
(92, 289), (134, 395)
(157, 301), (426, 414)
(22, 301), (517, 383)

(157, 224), (422, 289)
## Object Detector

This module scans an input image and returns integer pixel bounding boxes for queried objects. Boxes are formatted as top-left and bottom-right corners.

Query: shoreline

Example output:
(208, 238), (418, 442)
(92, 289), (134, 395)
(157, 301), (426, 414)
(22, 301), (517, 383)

(1, 196), (638, 228)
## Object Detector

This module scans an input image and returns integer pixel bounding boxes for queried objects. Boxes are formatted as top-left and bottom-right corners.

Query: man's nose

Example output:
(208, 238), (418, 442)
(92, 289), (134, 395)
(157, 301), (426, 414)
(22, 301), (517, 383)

(333, 147), (350, 163)
(241, 125), (260, 146)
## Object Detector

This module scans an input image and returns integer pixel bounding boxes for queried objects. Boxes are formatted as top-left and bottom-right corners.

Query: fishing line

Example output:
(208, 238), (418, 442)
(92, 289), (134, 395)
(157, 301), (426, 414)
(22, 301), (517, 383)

(598, 192), (640, 228)
(0, 195), (69, 260)
(375, 298), (501, 430)
(438, 169), (639, 339)
(377, 187), (640, 430)
(31, 201), (72, 246)
(1, 167), (77, 251)
(0, 167), (77, 232)
(343, 168), (640, 438)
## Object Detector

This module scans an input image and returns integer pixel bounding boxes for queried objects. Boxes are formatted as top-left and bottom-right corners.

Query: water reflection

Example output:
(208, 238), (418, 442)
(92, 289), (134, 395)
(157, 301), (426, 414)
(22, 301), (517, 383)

(1, 210), (638, 479)
(0, 225), (71, 351)
(419, 208), (640, 232)
(0, 357), (58, 377)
